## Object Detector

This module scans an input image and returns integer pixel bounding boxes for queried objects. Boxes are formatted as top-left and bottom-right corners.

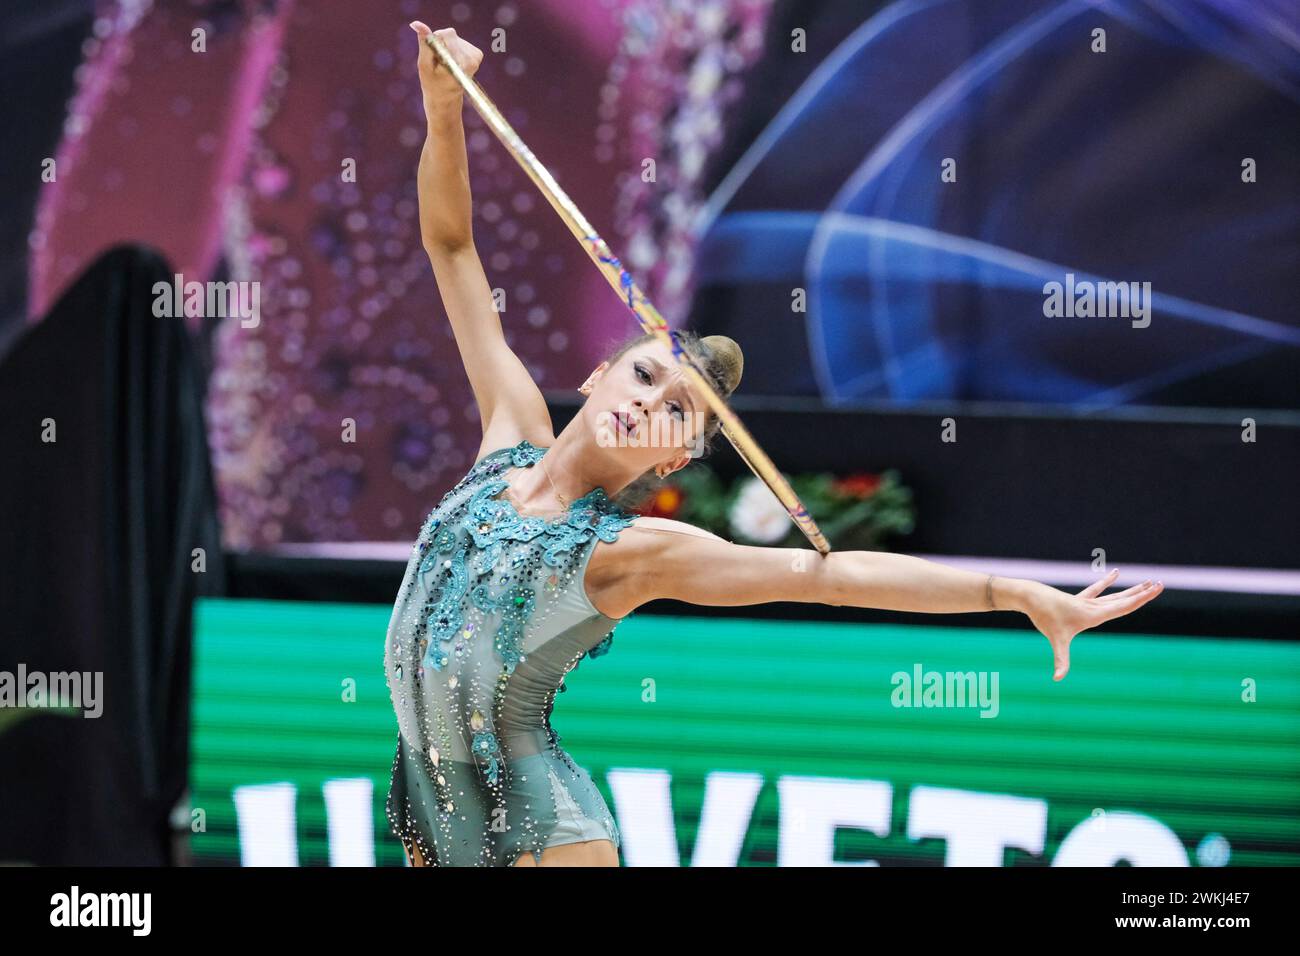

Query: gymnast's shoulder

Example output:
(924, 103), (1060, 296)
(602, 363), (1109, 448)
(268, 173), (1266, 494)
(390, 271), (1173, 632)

(586, 516), (721, 613)
(618, 515), (727, 540)
(588, 514), (816, 614)
(591, 515), (727, 573)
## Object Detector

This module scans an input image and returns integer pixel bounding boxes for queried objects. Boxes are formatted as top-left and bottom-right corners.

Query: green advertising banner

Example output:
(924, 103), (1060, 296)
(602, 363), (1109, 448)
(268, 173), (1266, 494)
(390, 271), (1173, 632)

(191, 597), (1300, 866)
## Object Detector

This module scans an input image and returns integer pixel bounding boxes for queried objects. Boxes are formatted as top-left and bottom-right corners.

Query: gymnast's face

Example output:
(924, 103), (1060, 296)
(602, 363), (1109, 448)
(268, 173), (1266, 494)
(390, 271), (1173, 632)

(579, 339), (709, 476)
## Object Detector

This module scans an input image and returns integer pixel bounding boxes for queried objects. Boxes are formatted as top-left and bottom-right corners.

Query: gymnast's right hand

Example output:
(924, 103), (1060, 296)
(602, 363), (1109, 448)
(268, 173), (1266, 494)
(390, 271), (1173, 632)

(408, 22), (482, 107)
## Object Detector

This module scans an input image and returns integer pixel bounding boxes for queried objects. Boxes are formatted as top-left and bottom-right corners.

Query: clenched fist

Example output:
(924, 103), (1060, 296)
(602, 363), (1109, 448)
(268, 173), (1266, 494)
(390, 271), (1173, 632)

(408, 22), (482, 110)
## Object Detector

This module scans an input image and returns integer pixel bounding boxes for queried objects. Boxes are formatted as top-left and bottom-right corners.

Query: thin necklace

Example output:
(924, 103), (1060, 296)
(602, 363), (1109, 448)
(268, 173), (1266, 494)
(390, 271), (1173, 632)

(539, 456), (570, 508)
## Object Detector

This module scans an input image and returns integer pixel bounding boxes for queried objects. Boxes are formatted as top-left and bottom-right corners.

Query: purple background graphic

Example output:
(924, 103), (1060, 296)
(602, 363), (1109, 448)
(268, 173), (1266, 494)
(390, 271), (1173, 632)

(27, 0), (773, 549)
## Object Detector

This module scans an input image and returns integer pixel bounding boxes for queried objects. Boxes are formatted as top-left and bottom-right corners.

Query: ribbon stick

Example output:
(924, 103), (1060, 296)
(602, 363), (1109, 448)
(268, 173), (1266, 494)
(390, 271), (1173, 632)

(426, 33), (831, 555)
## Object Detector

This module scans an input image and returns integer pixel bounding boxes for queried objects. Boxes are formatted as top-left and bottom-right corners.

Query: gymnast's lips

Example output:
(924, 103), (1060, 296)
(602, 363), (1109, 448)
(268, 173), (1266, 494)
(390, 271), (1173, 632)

(612, 411), (637, 438)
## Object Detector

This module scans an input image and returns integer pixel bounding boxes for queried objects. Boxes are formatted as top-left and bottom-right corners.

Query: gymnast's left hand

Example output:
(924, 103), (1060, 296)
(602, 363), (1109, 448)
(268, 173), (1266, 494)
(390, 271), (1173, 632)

(409, 21), (482, 108)
(1019, 570), (1164, 681)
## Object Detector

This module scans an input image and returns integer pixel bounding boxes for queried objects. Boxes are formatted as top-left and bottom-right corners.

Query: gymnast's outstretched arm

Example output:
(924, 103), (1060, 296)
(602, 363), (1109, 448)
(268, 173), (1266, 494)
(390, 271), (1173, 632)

(410, 22), (552, 459)
(604, 522), (1163, 682)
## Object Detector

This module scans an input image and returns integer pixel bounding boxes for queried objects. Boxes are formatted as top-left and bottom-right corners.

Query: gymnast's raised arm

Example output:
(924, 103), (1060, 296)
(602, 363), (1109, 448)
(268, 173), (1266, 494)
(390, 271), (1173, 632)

(601, 522), (1163, 682)
(410, 22), (553, 460)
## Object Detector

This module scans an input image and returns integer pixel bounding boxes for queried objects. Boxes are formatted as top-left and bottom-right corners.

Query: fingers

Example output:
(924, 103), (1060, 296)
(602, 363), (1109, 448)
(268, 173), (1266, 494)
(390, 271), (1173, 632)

(411, 22), (450, 81)
(1097, 579), (1155, 602)
(1098, 579), (1161, 603)
(410, 25), (478, 77)
(1051, 579), (1163, 682)
(1099, 581), (1164, 620)
(1052, 640), (1070, 682)
(1077, 568), (1120, 599)
(410, 22), (434, 69)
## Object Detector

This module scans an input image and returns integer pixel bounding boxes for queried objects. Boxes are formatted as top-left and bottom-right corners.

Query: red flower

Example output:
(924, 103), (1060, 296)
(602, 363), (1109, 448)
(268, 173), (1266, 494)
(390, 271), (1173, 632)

(639, 485), (683, 518)
(833, 473), (882, 499)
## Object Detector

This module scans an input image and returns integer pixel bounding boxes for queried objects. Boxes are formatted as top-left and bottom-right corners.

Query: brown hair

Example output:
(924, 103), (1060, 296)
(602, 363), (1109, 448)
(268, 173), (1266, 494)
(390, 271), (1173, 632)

(598, 330), (744, 509)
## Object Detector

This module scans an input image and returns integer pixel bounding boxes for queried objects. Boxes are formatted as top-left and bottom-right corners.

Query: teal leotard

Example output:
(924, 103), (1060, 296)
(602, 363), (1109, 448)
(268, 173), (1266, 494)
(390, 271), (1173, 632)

(384, 440), (637, 866)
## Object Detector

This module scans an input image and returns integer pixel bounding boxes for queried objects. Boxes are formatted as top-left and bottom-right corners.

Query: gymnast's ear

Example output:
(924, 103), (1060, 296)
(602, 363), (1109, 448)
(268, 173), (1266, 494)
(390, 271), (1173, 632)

(578, 361), (609, 396)
(655, 452), (691, 479)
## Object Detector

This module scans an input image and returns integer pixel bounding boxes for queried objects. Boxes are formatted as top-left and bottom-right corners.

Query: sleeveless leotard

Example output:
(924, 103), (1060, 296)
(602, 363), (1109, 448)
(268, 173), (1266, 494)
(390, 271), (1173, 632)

(384, 439), (638, 866)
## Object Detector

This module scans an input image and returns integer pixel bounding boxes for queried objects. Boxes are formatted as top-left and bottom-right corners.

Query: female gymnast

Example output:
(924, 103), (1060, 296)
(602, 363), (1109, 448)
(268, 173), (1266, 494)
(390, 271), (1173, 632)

(384, 23), (1165, 868)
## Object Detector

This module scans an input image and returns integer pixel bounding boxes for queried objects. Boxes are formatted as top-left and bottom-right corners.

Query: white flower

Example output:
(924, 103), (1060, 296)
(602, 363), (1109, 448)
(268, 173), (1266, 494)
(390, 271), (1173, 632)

(729, 476), (790, 544)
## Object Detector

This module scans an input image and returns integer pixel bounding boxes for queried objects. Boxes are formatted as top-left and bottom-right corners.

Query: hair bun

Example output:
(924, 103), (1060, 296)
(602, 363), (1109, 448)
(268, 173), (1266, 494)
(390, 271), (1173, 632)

(701, 334), (744, 394)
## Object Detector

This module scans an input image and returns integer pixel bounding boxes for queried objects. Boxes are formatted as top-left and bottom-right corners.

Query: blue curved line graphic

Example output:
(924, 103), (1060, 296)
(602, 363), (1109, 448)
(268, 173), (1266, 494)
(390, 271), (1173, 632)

(806, 1), (1091, 399)
(700, 209), (1298, 404)
(710, 210), (1300, 344)
(690, 0), (946, 242)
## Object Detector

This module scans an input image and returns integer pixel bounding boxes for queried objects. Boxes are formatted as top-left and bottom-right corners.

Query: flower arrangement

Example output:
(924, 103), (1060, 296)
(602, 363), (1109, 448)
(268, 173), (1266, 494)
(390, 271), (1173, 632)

(633, 461), (915, 551)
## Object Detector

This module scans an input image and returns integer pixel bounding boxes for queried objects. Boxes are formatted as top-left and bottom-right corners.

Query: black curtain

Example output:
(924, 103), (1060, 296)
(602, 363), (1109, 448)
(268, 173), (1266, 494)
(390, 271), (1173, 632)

(0, 0), (95, 356)
(0, 244), (225, 864)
